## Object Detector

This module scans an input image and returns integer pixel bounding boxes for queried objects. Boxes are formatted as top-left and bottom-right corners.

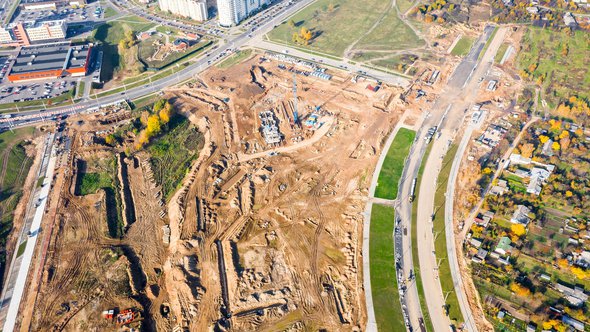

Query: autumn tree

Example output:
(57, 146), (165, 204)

(519, 143), (535, 158)
(159, 102), (175, 124)
(511, 223), (527, 237)
(510, 282), (531, 297)
(105, 134), (116, 146)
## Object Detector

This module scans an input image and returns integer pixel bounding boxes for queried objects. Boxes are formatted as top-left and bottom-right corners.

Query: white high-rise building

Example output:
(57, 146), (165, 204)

(159, 0), (208, 21)
(216, 0), (270, 27)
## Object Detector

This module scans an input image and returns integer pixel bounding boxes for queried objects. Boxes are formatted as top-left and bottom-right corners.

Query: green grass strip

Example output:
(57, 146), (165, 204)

(375, 128), (416, 200)
(370, 204), (406, 332)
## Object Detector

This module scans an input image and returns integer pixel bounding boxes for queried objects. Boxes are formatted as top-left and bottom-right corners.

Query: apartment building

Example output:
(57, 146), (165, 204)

(217, 0), (270, 26)
(158, 0), (208, 21)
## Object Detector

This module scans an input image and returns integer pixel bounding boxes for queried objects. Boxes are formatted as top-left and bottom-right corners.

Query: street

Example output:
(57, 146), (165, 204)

(396, 25), (507, 332)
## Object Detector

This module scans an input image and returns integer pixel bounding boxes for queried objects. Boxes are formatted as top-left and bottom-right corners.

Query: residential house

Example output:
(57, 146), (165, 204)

(555, 282), (589, 307)
(495, 237), (513, 255)
(490, 180), (508, 196)
(510, 205), (532, 226)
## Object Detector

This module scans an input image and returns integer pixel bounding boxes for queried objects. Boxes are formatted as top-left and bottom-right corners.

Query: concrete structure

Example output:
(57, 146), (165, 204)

(8, 42), (92, 82)
(0, 20), (67, 46)
(217, 0), (270, 26)
(158, 0), (208, 21)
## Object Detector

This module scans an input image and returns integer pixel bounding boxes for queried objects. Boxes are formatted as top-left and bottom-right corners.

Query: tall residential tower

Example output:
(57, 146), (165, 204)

(216, 0), (270, 26)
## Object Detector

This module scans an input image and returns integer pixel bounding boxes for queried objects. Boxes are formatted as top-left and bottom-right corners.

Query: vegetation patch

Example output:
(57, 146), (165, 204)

(375, 128), (416, 200)
(268, 0), (418, 57)
(0, 127), (35, 282)
(451, 35), (474, 57)
(369, 204), (406, 332)
(89, 16), (155, 82)
(517, 27), (590, 114)
(144, 102), (204, 199)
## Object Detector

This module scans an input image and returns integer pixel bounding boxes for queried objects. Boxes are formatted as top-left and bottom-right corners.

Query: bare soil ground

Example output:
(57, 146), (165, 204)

(26, 54), (412, 331)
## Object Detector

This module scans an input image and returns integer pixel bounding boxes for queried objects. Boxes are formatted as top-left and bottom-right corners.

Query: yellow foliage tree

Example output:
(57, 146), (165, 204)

(510, 282), (531, 297)
(571, 266), (590, 279)
(539, 135), (550, 144)
(105, 134), (116, 146)
(519, 143), (535, 158)
(511, 224), (526, 237)
(146, 114), (161, 138)
(552, 141), (561, 151)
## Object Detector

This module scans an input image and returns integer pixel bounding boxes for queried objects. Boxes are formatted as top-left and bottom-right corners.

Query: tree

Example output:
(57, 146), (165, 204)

(153, 99), (167, 112)
(159, 102), (175, 124)
(300, 27), (312, 41)
(146, 114), (161, 137)
(105, 134), (116, 146)
(511, 224), (526, 237)
(288, 19), (296, 28)
(552, 141), (561, 151)
(560, 136), (570, 151)
(539, 135), (550, 144)
(520, 143), (535, 158)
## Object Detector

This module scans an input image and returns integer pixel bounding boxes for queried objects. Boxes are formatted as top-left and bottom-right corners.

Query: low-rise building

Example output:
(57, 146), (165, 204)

(7, 42), (93, 82)
(0, 20), (67, 46)
(510, 205), (532, 226)
(495, 236), (513, 255)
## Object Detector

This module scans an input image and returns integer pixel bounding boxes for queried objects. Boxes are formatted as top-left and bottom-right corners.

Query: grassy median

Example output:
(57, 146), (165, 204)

(369, 204), (405, 332)
(375, 128), (416, 200)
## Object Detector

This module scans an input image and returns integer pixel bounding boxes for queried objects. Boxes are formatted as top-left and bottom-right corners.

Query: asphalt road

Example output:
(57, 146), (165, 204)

(396, 25), (503, 332)
(0, 0), (318, 129)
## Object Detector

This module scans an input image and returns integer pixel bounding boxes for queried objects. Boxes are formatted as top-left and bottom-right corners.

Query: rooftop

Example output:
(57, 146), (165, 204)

(11, 42), (90, 74)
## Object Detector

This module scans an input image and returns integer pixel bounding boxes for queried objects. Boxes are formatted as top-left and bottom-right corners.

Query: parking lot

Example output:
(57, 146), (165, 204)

(0, 80), (78, 104)
(241, 0), (295, 32)
(11, 2), (105, 24)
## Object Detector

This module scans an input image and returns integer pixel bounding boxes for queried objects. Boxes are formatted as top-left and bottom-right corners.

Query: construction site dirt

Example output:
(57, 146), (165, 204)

(21, 55), (414, 331)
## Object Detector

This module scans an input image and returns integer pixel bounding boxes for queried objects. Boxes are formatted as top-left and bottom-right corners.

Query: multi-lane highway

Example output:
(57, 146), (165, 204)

(396, 25), (504, 332)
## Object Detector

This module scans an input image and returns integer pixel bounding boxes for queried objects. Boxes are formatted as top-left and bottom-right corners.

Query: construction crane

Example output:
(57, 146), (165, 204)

(292, 73), (299, 125)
